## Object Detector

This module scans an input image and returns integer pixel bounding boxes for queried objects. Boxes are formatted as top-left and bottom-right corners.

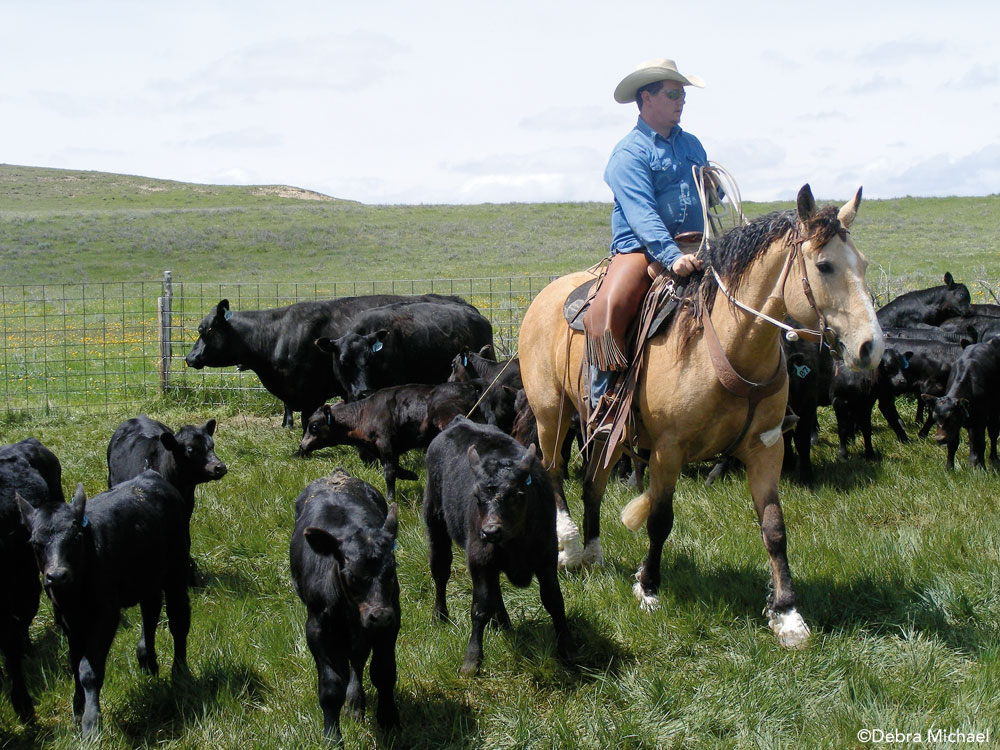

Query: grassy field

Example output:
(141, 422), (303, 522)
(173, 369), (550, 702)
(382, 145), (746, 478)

(1, 166), (999, 748)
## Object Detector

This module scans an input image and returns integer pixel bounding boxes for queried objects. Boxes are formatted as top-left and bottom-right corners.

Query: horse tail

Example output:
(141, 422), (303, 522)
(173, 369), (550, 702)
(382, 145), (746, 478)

(620, 492), (652, 531)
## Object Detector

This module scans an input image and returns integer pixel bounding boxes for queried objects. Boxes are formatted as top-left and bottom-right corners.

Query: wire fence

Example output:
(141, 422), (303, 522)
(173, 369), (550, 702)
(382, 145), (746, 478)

(2, 271), (997, 420)
(0, 273), (557, 419)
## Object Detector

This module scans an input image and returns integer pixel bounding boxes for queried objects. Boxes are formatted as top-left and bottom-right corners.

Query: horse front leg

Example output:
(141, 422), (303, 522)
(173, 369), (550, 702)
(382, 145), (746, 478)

(578, 443), (625, 567)
(744, 447), (810, 649)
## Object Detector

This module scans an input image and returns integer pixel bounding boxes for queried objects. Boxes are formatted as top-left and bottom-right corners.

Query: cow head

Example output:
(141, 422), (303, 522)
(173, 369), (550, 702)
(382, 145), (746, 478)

(186, 300), (239, 369)
(925, 394), (968, 444)
(940, 272), (973, 320)
(316, 330), (390, 402)
(18, 484), (91, 602)
(467, 443), (538, 545)
(303, 504), (400, 630)
(161, 419), (227, 483)
(298, 404), (350, 456)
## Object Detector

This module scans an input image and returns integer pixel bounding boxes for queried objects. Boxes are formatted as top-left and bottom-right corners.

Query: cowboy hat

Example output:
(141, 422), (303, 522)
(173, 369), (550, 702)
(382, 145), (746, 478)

(613, 58), (705, 104)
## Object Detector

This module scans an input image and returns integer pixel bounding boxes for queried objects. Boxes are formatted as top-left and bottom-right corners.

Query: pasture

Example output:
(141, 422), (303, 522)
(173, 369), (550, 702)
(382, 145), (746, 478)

(1, 166), (999, 748)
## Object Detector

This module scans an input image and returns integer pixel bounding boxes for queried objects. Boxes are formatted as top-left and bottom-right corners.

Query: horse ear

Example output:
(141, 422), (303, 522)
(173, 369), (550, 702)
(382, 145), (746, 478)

(796, 184), (816, 222)
(838, 187), (863, 229)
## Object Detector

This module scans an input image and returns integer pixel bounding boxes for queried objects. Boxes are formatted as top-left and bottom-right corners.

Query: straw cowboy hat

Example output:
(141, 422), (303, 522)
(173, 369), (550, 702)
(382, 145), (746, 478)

(613, 58), (706, 104)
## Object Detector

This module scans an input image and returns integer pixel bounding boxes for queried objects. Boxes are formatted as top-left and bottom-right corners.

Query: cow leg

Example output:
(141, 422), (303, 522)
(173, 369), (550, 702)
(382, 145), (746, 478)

(345, 644), (368, 720)
(918, 412), (935, 438)
(0, 623), (33, 722)
(794, 406), (816, 484)
(968, 419), (986, 469)
(945, 434), (960, 470)
(78, 626), (116, 737)
(136, 593), (162, 675)
(370, 632), (400, 730)
(164, 575), (191, 677)
(744, 445), (809, 649)
(535, 560), (570, 657)
(987, 412), (1000, 465)
(461, 566), (502, 675)
(284, 403), (296, 430)
(69, 639), (85, 721)
(833, 398), (853, 459)
(425, 513), (453, 623)
(879, 394), (909, 443)
(860, 401), (876, 459)
(305, 614), (347, 743)
(382, 458), (398, 505)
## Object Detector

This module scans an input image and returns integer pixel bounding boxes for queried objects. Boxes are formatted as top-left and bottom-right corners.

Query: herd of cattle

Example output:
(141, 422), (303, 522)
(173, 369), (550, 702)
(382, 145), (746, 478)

(1, 274), (998, 740)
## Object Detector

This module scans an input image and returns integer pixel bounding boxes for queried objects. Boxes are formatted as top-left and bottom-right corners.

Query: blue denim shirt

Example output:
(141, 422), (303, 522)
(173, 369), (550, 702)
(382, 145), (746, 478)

(604, 117), (709, 268)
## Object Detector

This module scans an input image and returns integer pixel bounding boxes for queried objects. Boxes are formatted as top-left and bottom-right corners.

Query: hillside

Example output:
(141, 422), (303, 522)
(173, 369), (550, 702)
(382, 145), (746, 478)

(1, 164), (997, 294)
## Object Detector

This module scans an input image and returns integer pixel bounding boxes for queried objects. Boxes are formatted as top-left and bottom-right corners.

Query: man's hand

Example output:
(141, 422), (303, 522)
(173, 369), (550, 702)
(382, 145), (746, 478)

(671, 253), (703, 277)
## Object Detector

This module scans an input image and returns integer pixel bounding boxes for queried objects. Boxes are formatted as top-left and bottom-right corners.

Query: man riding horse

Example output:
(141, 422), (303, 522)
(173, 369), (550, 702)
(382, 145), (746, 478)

(585, 58), (712, 435)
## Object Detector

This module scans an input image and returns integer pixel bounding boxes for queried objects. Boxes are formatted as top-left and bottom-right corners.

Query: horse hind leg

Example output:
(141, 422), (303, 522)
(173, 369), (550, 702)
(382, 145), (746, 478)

(534, 401), (583, 568)
(744, 450), (810, 648)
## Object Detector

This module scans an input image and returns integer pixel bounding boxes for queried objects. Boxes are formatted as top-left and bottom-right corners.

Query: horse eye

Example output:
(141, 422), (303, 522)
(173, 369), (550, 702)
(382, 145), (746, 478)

(816, 261), (834, 275)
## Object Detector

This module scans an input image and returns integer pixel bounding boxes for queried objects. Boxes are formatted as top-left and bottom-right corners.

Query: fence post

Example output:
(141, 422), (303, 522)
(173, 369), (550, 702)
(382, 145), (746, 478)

(158, 270), (173, 392)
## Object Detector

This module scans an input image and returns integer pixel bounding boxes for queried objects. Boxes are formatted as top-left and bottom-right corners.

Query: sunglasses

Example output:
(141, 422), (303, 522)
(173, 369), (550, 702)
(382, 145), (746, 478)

(661, 89), (685, 101)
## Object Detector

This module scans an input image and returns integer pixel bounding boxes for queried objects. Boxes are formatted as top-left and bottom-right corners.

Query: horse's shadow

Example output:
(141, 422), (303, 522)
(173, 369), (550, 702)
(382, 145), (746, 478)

(610, 552), (989, 653)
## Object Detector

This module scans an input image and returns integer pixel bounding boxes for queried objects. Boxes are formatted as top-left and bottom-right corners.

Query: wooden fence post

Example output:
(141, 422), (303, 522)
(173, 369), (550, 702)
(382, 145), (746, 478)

(158, 270), (173, 392)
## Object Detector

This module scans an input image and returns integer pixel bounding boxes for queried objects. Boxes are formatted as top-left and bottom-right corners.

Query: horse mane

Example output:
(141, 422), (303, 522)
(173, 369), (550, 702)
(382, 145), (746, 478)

(673, 205), (845, 348)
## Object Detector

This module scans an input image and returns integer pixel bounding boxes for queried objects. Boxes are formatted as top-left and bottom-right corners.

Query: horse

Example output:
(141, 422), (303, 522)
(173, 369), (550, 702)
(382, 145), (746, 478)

(517, 184), (884, 648)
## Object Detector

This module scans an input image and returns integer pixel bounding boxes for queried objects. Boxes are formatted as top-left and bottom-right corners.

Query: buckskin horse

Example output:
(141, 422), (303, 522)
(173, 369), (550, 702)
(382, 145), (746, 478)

(518, 185), (884, 648)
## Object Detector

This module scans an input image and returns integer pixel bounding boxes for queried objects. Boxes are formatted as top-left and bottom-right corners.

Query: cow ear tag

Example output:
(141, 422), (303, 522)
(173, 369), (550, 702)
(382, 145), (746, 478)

(902, 355), (910, 369)
(371, 341), (383, 353)
(525, 476), (532, 486)
(224, 309), (234, 321)
(462, 354), (468, 366)
(81, 514), (89, 528)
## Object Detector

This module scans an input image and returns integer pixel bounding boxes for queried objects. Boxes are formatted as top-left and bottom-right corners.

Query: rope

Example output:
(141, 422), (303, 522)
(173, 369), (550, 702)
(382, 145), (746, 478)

(463, 355), (519, 419)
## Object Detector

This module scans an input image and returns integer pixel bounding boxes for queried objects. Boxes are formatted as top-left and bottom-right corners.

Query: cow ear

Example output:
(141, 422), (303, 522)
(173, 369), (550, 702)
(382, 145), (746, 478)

(315, 337), (336, 354)
(383, 503), (399, 541)
(216, 300), (231, 322)
(71, 484), (87, 525)
(323, 404), (333, 423)
(160, 432), (180, 452)
(478, 344), (496, 361)
(837, 187), (862, 229)
(943, 272), (954, 287)
(370, 330), (390, 353)
(202, 418), (217, 436)
(304, 527), (345, 564)
(16, 493), (35, 530)
(921, 394), (937, 405)
(796, 184), (816, 223)
(517, 443), (537, 474)
(466, 445), (481, 472)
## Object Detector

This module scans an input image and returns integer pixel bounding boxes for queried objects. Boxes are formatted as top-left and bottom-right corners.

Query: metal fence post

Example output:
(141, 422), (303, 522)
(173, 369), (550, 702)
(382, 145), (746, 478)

(158, 270), (173, 391)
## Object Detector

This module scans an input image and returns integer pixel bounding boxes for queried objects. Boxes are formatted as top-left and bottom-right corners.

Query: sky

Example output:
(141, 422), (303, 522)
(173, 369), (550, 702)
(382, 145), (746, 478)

(4, 0), (999, 205)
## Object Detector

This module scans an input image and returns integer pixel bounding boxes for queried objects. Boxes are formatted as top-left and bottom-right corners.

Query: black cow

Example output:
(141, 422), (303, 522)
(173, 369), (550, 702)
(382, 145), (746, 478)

(924, 338), (1000, 469)
(107, 415), (226, 520)
(289, 470), (400, 743)
(298, 382), (483, 503)
(18, 471), (191, 736)
(0, 439), (62, 723)
(782, 330), (835, 483)
(423, 417), (569, 675)
(185, 294), (466, 429)
(315, 300), (494, 402)
(876, 272), (972, 328)
(449, 347), (522, 434)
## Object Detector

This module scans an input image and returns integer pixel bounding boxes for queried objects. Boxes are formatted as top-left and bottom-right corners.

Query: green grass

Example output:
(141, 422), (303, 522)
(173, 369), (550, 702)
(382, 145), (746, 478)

(1, 165), (999, 747)
(0, 402), (997, 749)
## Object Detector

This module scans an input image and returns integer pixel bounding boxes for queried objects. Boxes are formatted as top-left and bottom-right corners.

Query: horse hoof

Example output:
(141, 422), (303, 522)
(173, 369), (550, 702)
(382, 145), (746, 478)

(581, 538), (603, 566)
(767, 607), (810, 648)
(632, 579), (660, 611)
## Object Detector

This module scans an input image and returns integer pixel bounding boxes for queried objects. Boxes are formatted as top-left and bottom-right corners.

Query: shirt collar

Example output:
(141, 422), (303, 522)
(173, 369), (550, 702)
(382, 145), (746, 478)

(636, 116), (681, 142)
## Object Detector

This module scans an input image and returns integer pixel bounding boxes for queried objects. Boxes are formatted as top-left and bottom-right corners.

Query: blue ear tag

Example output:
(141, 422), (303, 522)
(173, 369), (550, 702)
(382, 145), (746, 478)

(224, 309), (234, 321)
(793, 364), (811, 378)
(393, 540), (398, 551)
(371, 341), (383, 353)
(462, 354), (468, 366)
(81, 514), (89, 528)
(525, 476), (532, 486)
(326, 411), (332, 425)
(902, 356), (910, 369)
